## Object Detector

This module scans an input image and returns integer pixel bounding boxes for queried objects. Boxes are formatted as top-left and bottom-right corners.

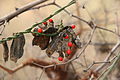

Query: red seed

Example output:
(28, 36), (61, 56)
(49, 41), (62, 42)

(58, 57), (63, 61)
(68, 42), (73, 47)
(66, 49), (72, 55)
(43, 22), (47, 25)
(71, 25), (76, 29)
(49, 19), (53, 23)
(64, 34), (69, 39)
(38, 28), (43, 33)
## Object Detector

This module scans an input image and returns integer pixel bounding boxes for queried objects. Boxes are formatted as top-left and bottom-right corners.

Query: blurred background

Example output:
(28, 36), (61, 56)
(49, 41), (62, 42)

(0, 0), (120, 80)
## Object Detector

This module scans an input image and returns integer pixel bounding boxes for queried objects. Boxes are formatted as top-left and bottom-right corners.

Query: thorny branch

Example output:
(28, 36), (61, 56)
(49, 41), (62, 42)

(0, 0), (49, 26)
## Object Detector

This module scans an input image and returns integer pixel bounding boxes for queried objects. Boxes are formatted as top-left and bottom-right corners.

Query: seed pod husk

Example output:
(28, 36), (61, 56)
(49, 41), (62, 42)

(2, 40), (9, 62)
(10, 33), (25, 62)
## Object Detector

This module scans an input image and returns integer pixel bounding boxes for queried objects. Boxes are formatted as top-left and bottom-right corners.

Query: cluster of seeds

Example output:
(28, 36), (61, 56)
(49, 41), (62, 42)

(32, 19), (78, 62)
(58, 25), (76, 61)
(37, 19), (54, 33)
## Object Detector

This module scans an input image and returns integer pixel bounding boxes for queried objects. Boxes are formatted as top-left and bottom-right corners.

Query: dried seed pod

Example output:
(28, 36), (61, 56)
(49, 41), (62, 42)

(32, 27), (57, 50)
(73, 35), (81, 48)
(67, 26), (77, 40)
(46, 30), (65, 57)
(32, 36), (50, 50)
(74, 39), (81, 48)
(10, 33), (25, 62)
(58, 51), (64, 58)
(32, 24), (81, 59)
(2, 40), (9, 62)
(32, 28), (39, 36)
(46, 36), (61, 57)
(46, 41), (58, 57)
(46, 27), (74, 57)
(66, 27), (81, 48)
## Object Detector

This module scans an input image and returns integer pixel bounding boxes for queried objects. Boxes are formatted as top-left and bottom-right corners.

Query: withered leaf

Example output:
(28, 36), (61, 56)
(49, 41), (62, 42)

(32, 27), (57, 50)
(2, 40), (9, 62)
(10, 33), (25, 62)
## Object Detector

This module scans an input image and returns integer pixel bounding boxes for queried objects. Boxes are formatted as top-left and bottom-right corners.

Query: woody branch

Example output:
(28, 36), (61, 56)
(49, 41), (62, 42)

(0, 0), (48, 26)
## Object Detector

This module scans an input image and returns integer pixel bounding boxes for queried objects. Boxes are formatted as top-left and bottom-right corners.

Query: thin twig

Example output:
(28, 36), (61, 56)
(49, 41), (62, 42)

(95, 41), (120, 72)
(84, 61), (110, 72)
(70, 62), (76, 73)
(96, 51), (120, 80)
(39, 69), (45, 80)
(54, 3), (118, 36)
(54, 3), (89, 24)
(0, 0), (49, 26)
(31, 2), (54, 10)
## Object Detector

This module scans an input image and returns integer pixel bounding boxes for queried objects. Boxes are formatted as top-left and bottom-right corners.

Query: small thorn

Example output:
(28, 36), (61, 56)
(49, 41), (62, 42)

(15, 7), (19, 10)
(82, 5), (85, 9)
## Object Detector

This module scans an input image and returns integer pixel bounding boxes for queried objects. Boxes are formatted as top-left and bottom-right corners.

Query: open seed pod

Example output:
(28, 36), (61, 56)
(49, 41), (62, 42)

(2, 39), (9, 62)
(10, 33), (25, 62)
